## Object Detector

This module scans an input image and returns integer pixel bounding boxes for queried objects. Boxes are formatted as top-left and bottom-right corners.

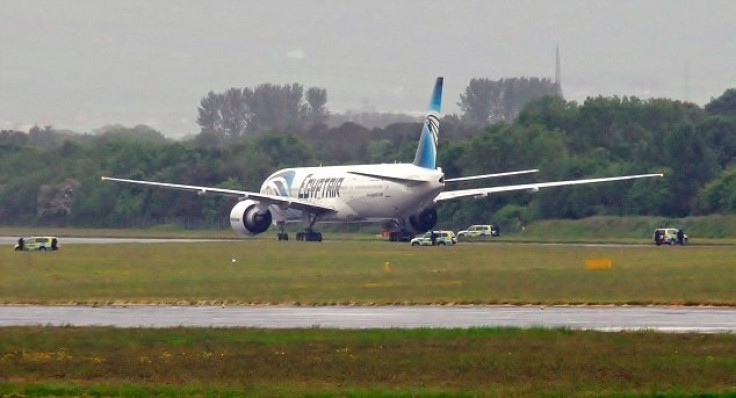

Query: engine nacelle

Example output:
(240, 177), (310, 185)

(229, 200), (272, 236)
(408, 207), (438, 233)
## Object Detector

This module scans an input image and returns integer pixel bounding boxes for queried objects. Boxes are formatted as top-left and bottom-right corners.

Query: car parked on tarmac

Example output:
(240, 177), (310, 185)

(410, 230), (457, 246)
(456, 224), (499, 239)
(14, 236), (59, 251)
(653, 228), (687, 246)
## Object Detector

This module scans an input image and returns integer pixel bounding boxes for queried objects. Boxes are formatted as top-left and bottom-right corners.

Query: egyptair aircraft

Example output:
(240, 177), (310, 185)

(102, 77), (662, 242)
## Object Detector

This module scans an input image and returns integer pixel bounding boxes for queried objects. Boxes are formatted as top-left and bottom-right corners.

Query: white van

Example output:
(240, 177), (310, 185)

(457, 225), (499, 239)
(653, 228), (687, 246)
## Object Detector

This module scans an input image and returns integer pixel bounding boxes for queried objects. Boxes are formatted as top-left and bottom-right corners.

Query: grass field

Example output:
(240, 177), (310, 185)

(1, 327), (735, 396)
(2, 234), (735, 396)
(1, 239), (735, 305)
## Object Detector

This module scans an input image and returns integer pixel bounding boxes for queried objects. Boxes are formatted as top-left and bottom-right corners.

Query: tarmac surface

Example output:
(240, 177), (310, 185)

(0, 237), (221, 245)
(1, 305), (734, 332)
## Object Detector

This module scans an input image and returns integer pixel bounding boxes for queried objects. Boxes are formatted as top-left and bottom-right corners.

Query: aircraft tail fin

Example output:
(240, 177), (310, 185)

(412, 77), (443, 169)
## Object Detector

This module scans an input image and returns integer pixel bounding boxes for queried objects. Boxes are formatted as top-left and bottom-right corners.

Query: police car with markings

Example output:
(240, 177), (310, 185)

(14, 236), (59, 251)
(410, 230), (457, 246)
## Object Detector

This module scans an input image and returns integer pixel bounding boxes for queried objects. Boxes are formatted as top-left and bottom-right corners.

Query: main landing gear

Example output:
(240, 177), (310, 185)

(296, 230), (322, 242)
(297, 212), (323, 241)
(277, 214), (324, 242)
(386, 219), (416, 242)
(388, 229), (414, 242)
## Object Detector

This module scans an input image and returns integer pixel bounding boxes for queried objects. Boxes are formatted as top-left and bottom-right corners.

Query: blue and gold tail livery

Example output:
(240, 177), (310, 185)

(412, 77), (443, 169)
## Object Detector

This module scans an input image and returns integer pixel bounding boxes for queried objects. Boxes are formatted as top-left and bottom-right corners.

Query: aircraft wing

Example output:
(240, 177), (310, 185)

(101, 176), (337, 214)
(444, 169), (539, 182)
(435, 173), (664, 202)
(347, 171), (429, 184)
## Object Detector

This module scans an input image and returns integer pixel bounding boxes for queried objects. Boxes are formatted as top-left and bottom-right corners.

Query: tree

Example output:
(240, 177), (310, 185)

(28, 125), (61, 151)
(197, 91), (224, 133)
(255, 134), (314, 169)
(0, 130), (29, 148)
(94, 124), (167, 143)
(247, 83), (308, 134)
(196, 83), (327, 139)
(699, 116), (736, 169)
(458, 77), (561, 125)
(693, 166), (736, 214)
(458, 78), (497, 125)
(220, 88), (249, 139)
(305, 87), (329, 127)
(662, 123), (719, 216)
(496, 77), (561, 122)
(705, 88), (736, 119)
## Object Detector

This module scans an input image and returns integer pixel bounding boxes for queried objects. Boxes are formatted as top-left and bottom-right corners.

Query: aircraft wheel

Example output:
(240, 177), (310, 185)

(306, 231), (322, 242)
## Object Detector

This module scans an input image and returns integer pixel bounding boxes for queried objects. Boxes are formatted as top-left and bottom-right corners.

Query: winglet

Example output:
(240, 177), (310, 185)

(412, 77), (443, 169)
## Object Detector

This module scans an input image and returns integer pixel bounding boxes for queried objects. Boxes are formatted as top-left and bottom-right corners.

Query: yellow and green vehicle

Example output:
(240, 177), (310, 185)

(14, 236), (59, 251)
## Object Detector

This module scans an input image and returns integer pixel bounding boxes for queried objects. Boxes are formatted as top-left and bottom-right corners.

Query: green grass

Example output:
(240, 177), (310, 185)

(2, 228), (735, 396)
(0, 327), (735, 396)
(521, 214), (736, 242)
(1, 240), (735, 305)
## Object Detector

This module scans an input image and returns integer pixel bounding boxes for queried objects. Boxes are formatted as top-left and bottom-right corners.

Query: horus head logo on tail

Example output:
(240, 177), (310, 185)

(412, 77), (443, 169)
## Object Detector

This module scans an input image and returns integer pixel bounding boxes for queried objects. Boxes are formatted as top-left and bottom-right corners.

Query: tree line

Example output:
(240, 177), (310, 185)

(196, 77), (558, 137)
(196, 83), (328, 146)
(1, 83), (735, 232)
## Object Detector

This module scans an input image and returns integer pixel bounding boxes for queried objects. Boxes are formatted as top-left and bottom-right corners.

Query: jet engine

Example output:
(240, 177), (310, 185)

(408, 207), (438, 233)
(229, 200), (272, 236)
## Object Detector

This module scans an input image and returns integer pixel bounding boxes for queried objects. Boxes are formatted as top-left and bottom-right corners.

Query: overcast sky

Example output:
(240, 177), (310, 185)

(2, 0), (735, 137)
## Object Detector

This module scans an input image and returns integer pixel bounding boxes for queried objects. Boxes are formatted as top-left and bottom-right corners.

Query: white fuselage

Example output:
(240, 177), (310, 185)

(260, 163), (445, 224)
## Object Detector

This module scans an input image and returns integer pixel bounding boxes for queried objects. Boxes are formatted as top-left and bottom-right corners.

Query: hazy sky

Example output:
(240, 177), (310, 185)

(2, 0), (735, 137)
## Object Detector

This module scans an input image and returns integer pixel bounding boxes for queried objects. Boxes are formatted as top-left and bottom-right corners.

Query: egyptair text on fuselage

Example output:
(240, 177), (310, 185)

(297, 176), (345, 199)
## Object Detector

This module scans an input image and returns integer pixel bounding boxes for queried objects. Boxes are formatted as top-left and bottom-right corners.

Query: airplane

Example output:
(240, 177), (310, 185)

(102, 77), (663, 242)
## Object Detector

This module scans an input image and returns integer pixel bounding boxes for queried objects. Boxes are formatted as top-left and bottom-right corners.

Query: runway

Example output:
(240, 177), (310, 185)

(1, 305), (734, 333)
(0, 236), (224, 245)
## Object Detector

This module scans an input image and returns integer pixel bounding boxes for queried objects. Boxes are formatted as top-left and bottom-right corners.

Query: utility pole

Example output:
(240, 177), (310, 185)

(555, 46), (563, 98)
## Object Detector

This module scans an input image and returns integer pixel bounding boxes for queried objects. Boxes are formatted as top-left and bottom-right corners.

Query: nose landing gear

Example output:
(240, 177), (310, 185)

(276, 222), (289, 240)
